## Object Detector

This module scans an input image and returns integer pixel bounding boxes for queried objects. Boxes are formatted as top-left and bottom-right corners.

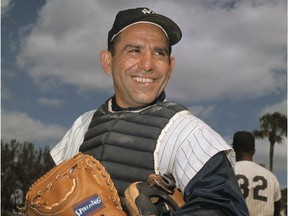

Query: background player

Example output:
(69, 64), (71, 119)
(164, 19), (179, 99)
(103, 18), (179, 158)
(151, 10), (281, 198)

(232, 131), (281, 216)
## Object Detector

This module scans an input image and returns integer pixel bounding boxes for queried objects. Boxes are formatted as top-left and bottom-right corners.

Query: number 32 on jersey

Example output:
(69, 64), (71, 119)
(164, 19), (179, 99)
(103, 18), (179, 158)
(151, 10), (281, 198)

(236, 174), (268, 201)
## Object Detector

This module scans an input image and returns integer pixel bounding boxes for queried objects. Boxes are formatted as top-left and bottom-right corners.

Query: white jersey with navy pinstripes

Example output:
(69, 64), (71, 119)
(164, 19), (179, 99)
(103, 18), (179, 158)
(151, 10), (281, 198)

(50, 103), (235, 192)
(235, 161), (281, 216)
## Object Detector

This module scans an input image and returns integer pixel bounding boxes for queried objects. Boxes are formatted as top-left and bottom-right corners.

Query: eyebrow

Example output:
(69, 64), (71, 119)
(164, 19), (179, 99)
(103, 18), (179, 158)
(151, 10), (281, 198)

(121, 44), (169, 55)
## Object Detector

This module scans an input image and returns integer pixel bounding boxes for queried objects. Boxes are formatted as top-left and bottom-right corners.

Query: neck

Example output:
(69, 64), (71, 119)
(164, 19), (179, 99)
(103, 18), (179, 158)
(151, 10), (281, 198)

(235, 152), (253, 162)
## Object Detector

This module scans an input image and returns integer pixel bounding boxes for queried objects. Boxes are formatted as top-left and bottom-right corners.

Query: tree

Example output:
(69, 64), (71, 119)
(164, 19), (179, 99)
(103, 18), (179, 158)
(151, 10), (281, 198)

(253, 112), (287, 172)
(1, 140), (55, 215)
(281, 188), (287, 215)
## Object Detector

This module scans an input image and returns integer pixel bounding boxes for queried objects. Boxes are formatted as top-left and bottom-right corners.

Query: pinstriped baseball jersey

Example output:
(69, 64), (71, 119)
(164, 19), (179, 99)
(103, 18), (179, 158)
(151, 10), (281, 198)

(50, 100), (235, 192)
(235, 161), (281, 216)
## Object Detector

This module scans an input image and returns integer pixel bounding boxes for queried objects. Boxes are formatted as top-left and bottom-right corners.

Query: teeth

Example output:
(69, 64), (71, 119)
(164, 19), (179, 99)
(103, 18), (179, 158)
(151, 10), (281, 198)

(133, 77), (153, 83)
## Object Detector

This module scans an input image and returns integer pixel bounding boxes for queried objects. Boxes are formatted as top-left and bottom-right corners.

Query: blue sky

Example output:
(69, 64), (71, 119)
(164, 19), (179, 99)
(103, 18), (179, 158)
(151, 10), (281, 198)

(2, 0), (287, 187)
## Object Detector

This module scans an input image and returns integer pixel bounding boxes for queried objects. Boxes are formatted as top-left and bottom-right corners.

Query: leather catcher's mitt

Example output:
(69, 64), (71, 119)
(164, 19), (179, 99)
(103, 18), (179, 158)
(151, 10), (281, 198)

(19, 152), (126, 216)
(124, 173), (184, 216)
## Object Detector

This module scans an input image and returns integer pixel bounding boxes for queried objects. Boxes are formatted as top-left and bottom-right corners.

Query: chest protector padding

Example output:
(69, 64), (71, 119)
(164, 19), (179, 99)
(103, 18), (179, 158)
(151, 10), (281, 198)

(79, 100), (187, 197)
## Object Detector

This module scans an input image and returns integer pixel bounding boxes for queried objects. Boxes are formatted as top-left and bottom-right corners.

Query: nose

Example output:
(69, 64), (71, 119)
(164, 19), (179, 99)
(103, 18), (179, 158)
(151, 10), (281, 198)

(138, 52), (155, 72)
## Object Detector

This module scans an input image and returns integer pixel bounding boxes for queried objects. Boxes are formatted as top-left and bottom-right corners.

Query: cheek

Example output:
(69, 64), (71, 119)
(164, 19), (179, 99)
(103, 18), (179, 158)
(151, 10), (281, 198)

(113, 57), (134, 74)
(111, 63), (130, 90)
(160, 64), (173, 79)
(113, 57), (138, 80)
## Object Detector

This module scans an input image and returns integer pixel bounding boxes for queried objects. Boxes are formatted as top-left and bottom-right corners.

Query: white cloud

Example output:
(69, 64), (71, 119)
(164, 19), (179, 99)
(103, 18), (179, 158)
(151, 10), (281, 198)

(38, 97), (64, 108)
(167, 0), (286, 102)
(259, 99), (287, 116)
(253, 137), (287, 187)
(16, 0), (286, 103)
(1, 0), (13, 16)
(1, 85), (13, 100)
(1, 0), (10, 8)
(254, 138), (287, 168)
(1, 110), (68, 146)
(16, 0), (113, 92)
(188, 104), (216, 120)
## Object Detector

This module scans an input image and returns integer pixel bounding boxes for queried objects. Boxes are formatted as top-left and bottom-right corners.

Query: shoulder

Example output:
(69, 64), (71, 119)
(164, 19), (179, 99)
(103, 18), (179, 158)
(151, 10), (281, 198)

(64, 109), (97, 133)
(169, 109), (229, 147)
(50, 109), (97, 164)
(62, 109), (97, 140)
(74, 110), (96, 123)
(162, 108), (233, 157)
(235, 161), (280, 181)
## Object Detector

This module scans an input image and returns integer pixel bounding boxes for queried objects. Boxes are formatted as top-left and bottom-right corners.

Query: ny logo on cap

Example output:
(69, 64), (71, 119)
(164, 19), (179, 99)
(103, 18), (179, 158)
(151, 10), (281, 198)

(142, 8), (155, 14)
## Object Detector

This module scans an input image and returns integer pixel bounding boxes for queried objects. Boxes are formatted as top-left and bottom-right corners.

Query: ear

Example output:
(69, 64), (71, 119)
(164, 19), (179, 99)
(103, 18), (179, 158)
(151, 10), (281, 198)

(100, 50), (112, 74)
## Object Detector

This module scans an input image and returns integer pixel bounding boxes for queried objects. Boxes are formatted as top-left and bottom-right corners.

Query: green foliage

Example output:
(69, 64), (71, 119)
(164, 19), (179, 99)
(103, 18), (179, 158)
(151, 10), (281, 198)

(253, 112), (287, 144)
(253, 112), (287, 172)
(1, 140), (55, 215)
(281, 188), (287, 215)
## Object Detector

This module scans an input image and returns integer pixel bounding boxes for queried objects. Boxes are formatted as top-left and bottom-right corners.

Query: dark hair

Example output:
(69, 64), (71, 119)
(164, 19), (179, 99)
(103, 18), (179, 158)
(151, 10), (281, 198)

(232, 131), (255, 153)
(108, 32), (172, 57)
(108, 34), (121, 56)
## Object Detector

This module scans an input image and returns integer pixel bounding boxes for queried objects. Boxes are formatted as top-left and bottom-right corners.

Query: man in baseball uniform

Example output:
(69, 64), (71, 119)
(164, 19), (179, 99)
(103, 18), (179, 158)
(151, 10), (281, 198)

(233, 131), (282, 216)
(50, 7), (249, 215)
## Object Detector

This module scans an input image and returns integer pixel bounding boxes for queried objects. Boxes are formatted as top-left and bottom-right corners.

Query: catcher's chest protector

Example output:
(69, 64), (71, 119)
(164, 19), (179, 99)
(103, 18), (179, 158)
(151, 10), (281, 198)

(80, 100), (187, 198)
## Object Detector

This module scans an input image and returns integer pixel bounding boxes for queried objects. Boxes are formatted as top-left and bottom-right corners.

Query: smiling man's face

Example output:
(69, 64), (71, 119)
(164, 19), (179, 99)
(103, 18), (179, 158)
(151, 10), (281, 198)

(108, 23), (175, 108)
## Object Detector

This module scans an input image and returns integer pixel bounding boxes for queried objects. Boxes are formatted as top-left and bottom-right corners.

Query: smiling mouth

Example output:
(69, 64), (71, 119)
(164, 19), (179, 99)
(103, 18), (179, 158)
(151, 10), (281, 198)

(132, 77), (153, 83)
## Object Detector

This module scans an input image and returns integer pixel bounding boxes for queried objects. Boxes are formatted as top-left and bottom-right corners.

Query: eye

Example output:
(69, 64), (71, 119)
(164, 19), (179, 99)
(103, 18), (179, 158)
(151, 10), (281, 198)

(122, 45), (142, 55)
(156, 51), (165, 56)
(125, 45), (141, 54)
(128, 48), (141, 53)
(154, 48), (168, 57)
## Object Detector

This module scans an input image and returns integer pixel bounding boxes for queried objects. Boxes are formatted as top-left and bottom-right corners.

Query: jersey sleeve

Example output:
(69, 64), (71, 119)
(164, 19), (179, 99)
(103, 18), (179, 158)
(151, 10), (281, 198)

(154, 110), (235, 192)
(177, 151), (249, 215)
(50, 110), (95, 165)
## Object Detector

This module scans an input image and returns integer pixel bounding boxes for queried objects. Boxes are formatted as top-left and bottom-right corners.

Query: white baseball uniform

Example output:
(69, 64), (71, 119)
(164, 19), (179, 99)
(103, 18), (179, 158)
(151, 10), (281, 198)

(50, 105), (235, 192)
(235, 161), (281, 216)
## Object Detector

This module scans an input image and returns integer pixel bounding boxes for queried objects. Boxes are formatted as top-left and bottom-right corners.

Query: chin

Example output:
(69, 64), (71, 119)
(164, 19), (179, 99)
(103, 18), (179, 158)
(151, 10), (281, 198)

(134, 97), (155, 106)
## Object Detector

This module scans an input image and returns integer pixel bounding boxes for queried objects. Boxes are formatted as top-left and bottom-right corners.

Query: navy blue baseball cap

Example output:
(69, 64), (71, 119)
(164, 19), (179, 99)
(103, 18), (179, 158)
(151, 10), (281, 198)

(232, 131), (255, 152)
(108, 7), (182, 46)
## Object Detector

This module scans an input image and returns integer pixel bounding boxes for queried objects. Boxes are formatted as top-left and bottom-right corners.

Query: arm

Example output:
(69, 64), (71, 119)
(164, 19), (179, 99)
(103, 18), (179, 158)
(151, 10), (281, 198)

(155, 111), (248, 215)
(50, 110), (95, 164)
(273, 171), (282, 216)
(274, 199), (281, 216)
(174, 151), (249, 216)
